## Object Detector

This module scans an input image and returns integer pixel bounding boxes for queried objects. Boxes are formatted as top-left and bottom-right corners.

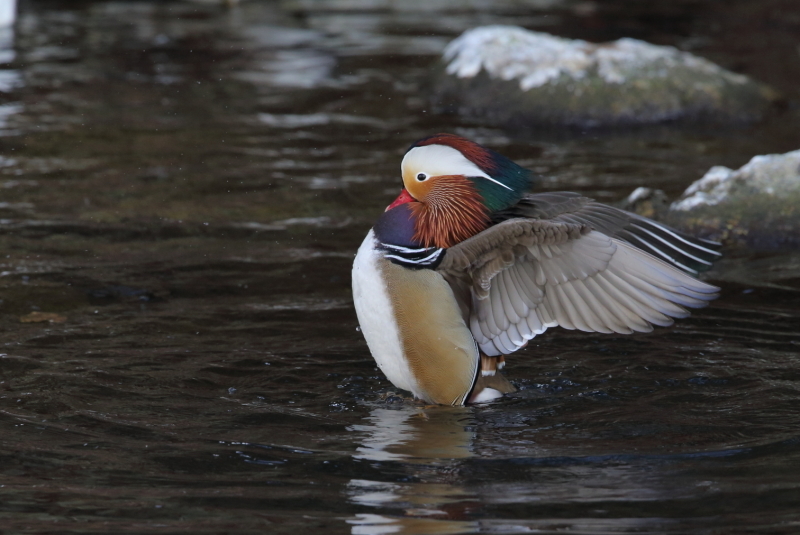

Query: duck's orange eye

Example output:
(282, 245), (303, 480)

(416, 173), (428, 182)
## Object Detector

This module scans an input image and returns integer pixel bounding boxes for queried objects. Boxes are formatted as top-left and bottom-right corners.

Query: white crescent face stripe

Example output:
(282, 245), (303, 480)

(402, 144), (512, 191)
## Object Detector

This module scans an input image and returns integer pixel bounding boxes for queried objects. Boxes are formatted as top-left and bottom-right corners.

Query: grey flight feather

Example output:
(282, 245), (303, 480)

(438, 218), (720, 357)
(494, 192), (721, 275)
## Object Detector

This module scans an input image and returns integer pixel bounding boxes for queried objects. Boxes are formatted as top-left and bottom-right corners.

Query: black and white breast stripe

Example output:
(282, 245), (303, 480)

(380, 242), (445, 269)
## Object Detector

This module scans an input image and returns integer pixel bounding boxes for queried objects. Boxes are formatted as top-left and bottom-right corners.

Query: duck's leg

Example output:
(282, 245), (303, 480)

(480, 354), (508, 376)
(470, 353), (516, 403)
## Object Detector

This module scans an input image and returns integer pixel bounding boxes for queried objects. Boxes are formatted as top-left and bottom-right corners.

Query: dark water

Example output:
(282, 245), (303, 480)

(1, 1), (800, 533)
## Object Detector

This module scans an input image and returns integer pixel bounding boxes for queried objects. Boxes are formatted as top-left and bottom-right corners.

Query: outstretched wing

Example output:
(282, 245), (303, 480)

(493, 192), (721, 275)
(437, 219), (719, 357)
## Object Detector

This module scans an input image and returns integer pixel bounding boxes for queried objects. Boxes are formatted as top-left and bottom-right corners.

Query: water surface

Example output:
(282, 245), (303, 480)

(1, 1), (800, 533)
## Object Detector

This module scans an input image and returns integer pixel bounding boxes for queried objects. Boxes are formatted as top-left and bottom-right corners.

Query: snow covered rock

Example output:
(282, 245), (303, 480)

(667, 150), (800, 248)
(433, 26), (776, 127)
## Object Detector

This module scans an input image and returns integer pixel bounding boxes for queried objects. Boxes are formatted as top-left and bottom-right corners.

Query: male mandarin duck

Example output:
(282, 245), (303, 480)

(352, 134), (720, 406)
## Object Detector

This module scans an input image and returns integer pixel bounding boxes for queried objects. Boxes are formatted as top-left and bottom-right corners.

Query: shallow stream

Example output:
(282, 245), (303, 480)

(1, 1), (800, 533)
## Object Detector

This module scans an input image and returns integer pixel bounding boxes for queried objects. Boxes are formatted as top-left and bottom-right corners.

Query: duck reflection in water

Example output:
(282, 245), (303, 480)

(346, 405), (479, 534)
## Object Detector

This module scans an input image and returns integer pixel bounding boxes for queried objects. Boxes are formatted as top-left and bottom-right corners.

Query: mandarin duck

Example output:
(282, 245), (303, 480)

(352, 134), (720, 406)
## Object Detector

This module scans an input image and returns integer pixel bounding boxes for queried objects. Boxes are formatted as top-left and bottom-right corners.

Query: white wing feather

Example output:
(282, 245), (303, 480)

(440, 221), (719, 357)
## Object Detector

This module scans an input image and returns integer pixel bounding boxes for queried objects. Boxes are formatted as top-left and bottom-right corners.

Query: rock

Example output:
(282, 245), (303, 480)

(433, 25), (777, 128)
(619, 187), (670, 221)
(667, 150), (800, 249)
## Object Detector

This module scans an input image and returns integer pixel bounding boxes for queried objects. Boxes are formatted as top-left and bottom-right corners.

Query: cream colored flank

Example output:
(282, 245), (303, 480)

(353, 231), (479, 405)
(381, 258), (479, 405)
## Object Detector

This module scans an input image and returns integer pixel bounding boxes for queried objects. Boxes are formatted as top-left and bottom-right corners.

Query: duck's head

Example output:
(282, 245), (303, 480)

(384, 133), (534, 248)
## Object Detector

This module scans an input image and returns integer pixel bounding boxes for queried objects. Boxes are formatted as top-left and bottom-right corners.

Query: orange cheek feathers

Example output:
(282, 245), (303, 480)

(409, 176), (490, 248)
(403, 171), (436, 202)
